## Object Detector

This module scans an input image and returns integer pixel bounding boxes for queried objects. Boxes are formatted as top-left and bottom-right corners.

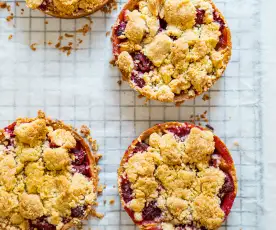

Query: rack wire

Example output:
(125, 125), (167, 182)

(0, 0), (263, 229)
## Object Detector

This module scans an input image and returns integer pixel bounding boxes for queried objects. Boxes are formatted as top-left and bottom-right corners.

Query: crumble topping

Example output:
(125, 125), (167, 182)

(121, 127), (228, 229)
(0, 112), (97, 230)
(114, 0), (231, 103)
(26, 0), (106, 16)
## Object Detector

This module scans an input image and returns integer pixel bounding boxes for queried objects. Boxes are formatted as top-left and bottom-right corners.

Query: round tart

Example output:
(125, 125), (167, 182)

(26, 0), (109, 18)
(0, 111), (98, 230)
(118, 122), (237, 230)
(112, 0), (231, 104)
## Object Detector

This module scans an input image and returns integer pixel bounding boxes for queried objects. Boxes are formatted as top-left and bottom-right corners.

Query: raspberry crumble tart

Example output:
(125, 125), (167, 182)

(118, 122), (237, 230)
(0, 111), (99, 230)
(112, 0), (231, 104)
(26, 0), (109, 18)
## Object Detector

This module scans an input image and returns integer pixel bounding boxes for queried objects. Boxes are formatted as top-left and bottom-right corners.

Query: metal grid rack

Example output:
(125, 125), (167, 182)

(0, 0), (262, 229)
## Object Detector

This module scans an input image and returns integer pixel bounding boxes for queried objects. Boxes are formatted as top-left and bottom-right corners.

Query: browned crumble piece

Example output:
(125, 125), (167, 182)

(198, 122), (202, 126)
(68, 42), (73, 46)
(80, 125), (90, 137)
(200, 114), (205, 119)
(16, 2), (20, 6)
(106, 31), (110, 36)
(202, 94), (210, 101)
(190, 115), (194, 119)
(91, 210), (104, 219)
(20, 8), (24, 14)
(109, 59), (116, 66)
(109, 199), (115, 205)
(77, 38), (83, 44)
(0, 2), (7, 8)
(45, 20), (48, 24)
(8, 34), (13, 40)
(117, 80), (122, 85)
(233, 141), (239, 147)
(65, 33), (74, 38)
(48, 41), (53, 45)
(55, 42), (61, 48)
(30, 43), (38, 51)
(97, 185), (104, 194)
(6, 15), (14, 22)
(7, 4), (11, 11)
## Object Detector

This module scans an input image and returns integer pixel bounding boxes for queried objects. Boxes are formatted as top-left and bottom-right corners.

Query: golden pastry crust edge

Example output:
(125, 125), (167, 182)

(38, 0), (110, 19)
(111, 0), (232, 105)
(14, 111), (99, 230)
(117, 122), (237, 229)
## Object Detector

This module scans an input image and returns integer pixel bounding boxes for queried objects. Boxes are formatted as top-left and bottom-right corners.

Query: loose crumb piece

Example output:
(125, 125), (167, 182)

(90, 210), (104, 219)
(109, 59), (116, 66)
(97, 185), (104, 194)
(16, 2), (20, 6)
(6, 14), (14, 21)
(48, 41), (53, 45)
(202, 94), (210, 101)
(21, 8), (24, 14)
(109, 199), (115, 205)
(233, 141), (239, 146)
(117, 80), (122, 85)
(0, 2), (7, 8)
(45, 20), (48, 24)
(58, 35), (63, 41)
(65, 33), (74, 38)
(30, 43), (38, 51)
(77, 38), (83, 44)
(55, 42), (61, 48)
(205, 124), (214, 131)
(80, 125), (90, 137)
(106, 31), (110, 36)
(8, 34), (13, 40)
(77, 24), (91, 36)
(7, 4), (11, 11)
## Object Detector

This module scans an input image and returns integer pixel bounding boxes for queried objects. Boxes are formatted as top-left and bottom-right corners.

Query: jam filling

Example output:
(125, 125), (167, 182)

(133, 142), (149, 153)
(158, 18), (168, 32)
(133, 52), (153, 73)
(71, 205), (86, 218)
(131, 72), (146, 88)
(121, 178), (133, 203)
(142, 201), (162, 221)
(116, 21), (127, 36)
(213, 11), (227, 50)
(195, 9), (205, 25)
(4, 122), (16, 137)
(29, 216), (56, 230)
(176, 225), (207, 230)
(167, 125), (191, 140)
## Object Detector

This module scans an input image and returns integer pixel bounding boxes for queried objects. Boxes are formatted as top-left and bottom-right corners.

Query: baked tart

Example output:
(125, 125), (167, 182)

(112, 0), (231, 104)
(118, 122), (237, 230)
(0, 111), (99, 230)
(26, 0), (109, 18)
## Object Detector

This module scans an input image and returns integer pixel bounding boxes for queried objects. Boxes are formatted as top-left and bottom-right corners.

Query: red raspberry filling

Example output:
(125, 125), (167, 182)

(195, 9), (205, 25)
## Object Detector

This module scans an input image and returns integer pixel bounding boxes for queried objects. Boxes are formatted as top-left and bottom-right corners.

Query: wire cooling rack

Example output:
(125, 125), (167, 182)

(0, 0), (263, 229)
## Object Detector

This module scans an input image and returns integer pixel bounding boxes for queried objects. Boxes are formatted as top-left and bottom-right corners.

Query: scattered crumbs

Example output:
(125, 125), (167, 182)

(8, 34), (13, 40)
(0, 2), (7, 8)
(205, 124), (214, 131)
(6, 14), (14, 22)
(233, 141), (239, 147)
(77, 38), (83, 44)
(109, 59), (116, 66)
(6, 4), (11, 11)
(55, 42), (61, 48)
(91, 210), (104, 219)
(20, 8), (24, 14)
(58, 35), (63, 41)
(48, 41), (53, 45)
(117, 80), (122, 85)
(109, 199), (115, 205)
(65, 33), (74, 38)
(80, 125), (90, 137)
(106, 31), (110, 36)
(16, 2), (20, 6)
(202, 94), (210, 101)
(45, 20), (48, 24)
(30, 43), (38, 51)
(77, 24), (91, 36)
(97, 185), (104, 194)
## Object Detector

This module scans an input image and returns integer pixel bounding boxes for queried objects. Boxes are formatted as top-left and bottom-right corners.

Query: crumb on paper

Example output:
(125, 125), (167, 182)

(45, 20), (48, 24)
(80, 125), (90, 137)
(77, 24), (91, 36)
(7, 4), (11, 11)
(205, 124), (214, 131)
(30, 43), (38, 51)
(55, 42), (61, 48)
(91, 210), (104, 219)
(234, 141), (239, 146)
(97, 185), (104, 194)
(117, 80), (122, 85)
(109, 199), (115, 205)
(6, 14), (13, 21)
(16, 2), (20, 6)
(113, 185), (116, 188)
(58, 35), (63, 41)
(202, 94), (210, 101)
(77, 38), (83, 44)
(65, 33), (74, 38)
(106, 31), (110, 36)
(8, 34), (12, 40)
(109, 59), (116, 66)
(48, 41), (53, 45)
(21, 8), (24, 14)
(0, 2), (7, 8)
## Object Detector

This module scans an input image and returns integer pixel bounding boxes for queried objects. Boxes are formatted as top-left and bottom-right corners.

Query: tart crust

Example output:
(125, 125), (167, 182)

(112, 0), (232, 104)
(0, 111), (99, 230)
(118, 122), (237, 230)
(26, 0), (110, 19)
